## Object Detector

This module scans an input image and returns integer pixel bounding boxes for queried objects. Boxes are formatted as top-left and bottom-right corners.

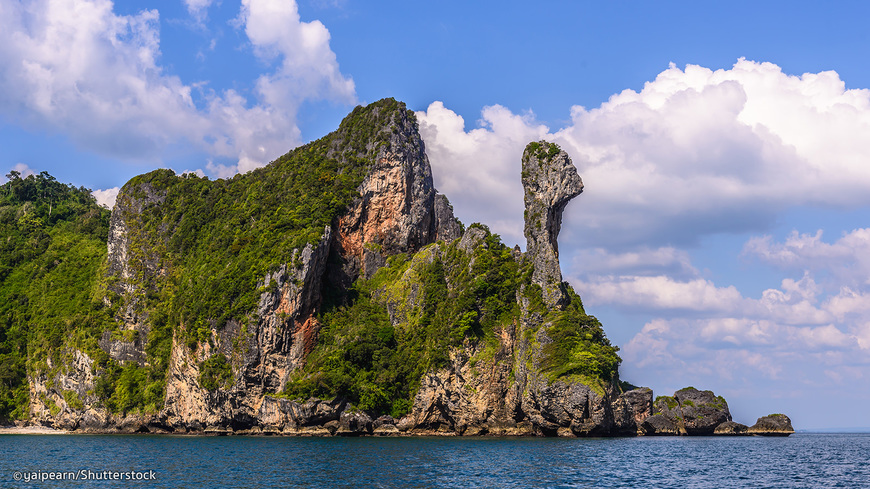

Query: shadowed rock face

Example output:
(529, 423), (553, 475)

(714, 421), (749, 435)
(749, 414), (795, 436)
(643, 387), (732, 435)
(521, 141), (583, 307)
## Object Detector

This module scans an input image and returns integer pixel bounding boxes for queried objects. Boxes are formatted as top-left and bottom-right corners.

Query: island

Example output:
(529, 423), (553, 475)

(0, 99), (792, 437)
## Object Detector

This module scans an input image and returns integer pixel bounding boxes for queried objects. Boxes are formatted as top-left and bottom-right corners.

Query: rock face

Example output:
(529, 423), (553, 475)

(329, 104), (459, 284)
(641, 414), (682, 436)
(633, 387), (791, 437)
(714, 421), (749, 435)
(522, 141), (583, 307)
(616, 388), (653, 435)
(748, 414), (795, 436)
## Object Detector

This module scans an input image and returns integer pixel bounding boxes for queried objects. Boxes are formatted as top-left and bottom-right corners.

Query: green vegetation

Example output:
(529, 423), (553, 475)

(92, 358), (164, 415)
(285, 225), (620, 416)
(199, 353), (233, 391)
(654, 395), (679, 413)
(0, 171), (112, 421)
(284, 227), (525, 417)
(538, 288), (620, 387)
(704, 395), (728, 410)
(524, 141), (562, 163)
(101, 99), (408, 410)
(0, 99), (424, 420)
(119, 99), (408, 347)
(62, 390), (85, 411)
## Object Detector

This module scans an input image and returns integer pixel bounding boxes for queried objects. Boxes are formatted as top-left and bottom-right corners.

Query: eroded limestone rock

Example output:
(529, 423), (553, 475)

(521, 141), (583, 307)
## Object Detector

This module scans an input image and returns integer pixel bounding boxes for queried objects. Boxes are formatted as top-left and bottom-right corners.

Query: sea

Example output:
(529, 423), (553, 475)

(1, 433), (868, 488)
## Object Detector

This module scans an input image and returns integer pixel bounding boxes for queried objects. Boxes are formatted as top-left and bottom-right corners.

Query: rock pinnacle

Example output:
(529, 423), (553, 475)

(521, 141), (583, 306)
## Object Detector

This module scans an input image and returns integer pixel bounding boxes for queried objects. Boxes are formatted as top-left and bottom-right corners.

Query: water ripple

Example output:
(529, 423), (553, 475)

(1, 433), (868, 488)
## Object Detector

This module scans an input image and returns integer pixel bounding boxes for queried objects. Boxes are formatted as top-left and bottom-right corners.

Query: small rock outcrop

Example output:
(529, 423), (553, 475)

(434, 194), (463, 243)
(748, 414), (795, 436)
(673, 387), (732, 435)
(522, 141), (584, 307)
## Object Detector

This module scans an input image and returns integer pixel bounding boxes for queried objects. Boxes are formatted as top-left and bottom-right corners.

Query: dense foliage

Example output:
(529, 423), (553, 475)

(0, 171), (112, 420)
(284, 225), (620, 417)
(199, 353), (233, 391)
(538, 289), (621, 386)
(90, 99), (411, 413)
(284, 227), (523, 417)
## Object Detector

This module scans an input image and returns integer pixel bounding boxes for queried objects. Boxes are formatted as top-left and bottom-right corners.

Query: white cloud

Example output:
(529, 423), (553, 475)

(419, 59), (870, 251)
(240, 0), (355, 105)
(568, 246), (698, 279)
(92, 187), (120, 208)
(184, 0), (215, 20)
(578, 271), (833, 323)
(0, 0), (355, 176)
(623, 316), (860, 384)
(744, 229), (870, 287)
(576, 275), (745, 313)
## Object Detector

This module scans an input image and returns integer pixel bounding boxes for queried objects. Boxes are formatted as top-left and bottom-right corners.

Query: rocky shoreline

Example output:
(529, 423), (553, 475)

(6, 387), (793, 438)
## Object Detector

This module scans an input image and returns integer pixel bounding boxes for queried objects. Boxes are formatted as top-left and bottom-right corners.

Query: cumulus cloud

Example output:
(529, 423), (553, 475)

(92, 187), (120, 208)
(576, 275), (745, 313)
(240, 0), (355, 107)
(576, 271), (831, 323)
(419, 59), (870, 251)
(622, 316), (863, 385)
(0, 0), (355, 175)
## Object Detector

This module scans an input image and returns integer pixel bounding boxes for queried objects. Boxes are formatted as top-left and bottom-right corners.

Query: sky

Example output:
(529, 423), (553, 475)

(2, 0), (870, 430)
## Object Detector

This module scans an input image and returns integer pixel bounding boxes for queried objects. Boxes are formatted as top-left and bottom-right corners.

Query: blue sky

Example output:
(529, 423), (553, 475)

(3, 0), (870, 430)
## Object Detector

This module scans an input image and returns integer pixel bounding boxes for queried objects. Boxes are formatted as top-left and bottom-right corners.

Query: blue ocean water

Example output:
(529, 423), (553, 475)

(1, 433), (868, 488)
